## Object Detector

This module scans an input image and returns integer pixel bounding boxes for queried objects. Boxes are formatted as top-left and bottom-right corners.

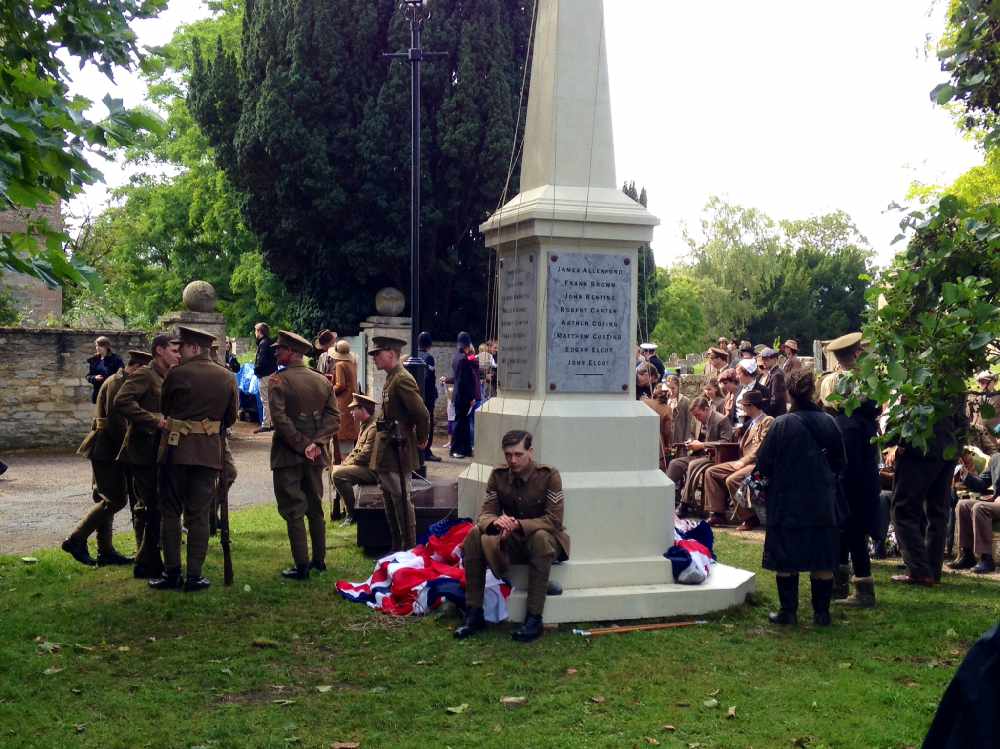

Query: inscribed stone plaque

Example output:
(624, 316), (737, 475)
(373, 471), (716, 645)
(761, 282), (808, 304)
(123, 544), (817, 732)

(546, 252), (631, 393)
(498, 252), (537, 391)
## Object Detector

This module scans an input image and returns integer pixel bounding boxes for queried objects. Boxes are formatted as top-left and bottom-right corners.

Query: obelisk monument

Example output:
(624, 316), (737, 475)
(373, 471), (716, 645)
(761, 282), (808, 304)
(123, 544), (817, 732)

(458, 0), (754, 623)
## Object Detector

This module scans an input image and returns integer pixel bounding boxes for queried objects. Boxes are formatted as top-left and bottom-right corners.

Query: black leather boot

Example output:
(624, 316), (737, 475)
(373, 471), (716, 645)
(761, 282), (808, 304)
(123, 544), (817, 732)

(511, 613), (544, 642)
(453, 607), (487, 639)
(768, 574), (799, 625)
(973, 554), (996, 574)
(281, 564), (310, 580)
(96, 549), (134, 566)
(148, 569), (183, 590)
(183, 576), (211, 592)
(811, 576), (833, 627)
(61, 537), (97, 567)
(947, 549), (976, 570)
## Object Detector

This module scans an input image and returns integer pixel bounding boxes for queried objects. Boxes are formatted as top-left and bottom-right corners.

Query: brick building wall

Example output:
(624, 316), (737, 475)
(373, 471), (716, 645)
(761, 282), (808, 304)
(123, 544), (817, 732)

(0, 327), (148, 450)
(0, 204), (64, 323)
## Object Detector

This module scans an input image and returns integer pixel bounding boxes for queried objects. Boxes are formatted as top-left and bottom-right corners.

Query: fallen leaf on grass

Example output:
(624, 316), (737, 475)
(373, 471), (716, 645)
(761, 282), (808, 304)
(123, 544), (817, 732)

(74, 724), (85, 734)
(662, 725), (676, 732)
(589, 695), (606, 704)
(470, 660), (484, 666)
(945, 628), (958, 638)
(272, 699), (296, 706)
(72, 644), (94, 653)
(220, 668), (233, 677)
(675, 702), (690, 708)
(445, 703), (469, 714)
(71, 689), (81, 695)
(564, 668), (578, 676)
(36, 640), (61, 654)
(708, 689), (720, 697)
(316, 686), (333, 694)
(726, 705), (737, 719)
(117, 646), (130, 653)
(331, 743), (360, 749)
(838, 662), (852, 669)
(644, 738), (660, 745)
(500, 696), (527, 707)
(21, 557), (38, 564)
(43, 667), (63, 676)
(415, 660), (432, 666)
(702, 698), (718, 709)
(243, 584), (252, 593)
(369, 686), (387, 694)
(252, 638), (280, 649)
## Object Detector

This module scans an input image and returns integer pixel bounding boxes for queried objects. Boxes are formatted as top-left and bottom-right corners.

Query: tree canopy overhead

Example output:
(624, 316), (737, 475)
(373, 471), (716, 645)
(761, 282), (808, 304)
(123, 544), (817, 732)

(190, 0), (534, 337)
(0, 0), (166, 288)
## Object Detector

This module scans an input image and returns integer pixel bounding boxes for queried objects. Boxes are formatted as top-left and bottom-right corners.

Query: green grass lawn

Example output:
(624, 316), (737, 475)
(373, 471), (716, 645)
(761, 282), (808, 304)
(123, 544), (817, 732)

(2, 507), (998, 749)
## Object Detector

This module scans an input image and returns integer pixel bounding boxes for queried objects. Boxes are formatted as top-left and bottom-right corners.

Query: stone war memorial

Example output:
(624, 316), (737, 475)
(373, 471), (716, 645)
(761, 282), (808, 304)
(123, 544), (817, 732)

(458, 0), (754, 623)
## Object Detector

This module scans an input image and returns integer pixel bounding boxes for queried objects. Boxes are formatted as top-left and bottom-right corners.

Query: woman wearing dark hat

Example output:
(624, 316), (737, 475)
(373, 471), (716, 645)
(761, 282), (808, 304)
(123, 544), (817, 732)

(755, 369), (847, 627)
(85, 336), (124, 403)
(313, 329), (337, 381)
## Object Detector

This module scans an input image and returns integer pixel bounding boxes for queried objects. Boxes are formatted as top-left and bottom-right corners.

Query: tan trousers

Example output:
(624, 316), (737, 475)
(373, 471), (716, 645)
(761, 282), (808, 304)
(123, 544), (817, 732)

(259, 377), (272, 428)
(330, 464), (378, 517)
(377, 470), (415, 551)
(160, 465), (218, 578)
(462, 526), (558, 617)
(71, 460), (128, 555)
(274, 463), (326, 566)
(703, 461), (753, 514)
(955, 498), (1000, 557)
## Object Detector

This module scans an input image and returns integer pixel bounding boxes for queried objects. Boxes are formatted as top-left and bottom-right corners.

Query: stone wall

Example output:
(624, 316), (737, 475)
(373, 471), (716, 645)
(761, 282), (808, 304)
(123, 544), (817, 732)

(0, 327), (148, 450)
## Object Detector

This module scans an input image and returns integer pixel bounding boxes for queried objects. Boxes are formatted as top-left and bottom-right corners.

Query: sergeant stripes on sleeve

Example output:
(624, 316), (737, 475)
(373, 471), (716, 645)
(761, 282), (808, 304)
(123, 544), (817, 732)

(547, 490), (564, 504)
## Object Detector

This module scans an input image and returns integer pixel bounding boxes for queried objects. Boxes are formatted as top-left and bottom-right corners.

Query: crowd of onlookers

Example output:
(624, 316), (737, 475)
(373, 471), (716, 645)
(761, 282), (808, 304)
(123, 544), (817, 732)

(638, 334), (1000, 627)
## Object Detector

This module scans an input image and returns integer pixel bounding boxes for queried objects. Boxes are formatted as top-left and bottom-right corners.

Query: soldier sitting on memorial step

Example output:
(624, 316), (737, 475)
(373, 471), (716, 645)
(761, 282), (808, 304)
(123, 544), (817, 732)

(455, 430), (570, 643)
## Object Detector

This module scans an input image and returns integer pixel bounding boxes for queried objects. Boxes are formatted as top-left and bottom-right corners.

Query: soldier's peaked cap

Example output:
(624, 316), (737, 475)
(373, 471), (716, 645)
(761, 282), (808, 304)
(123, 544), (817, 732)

(368, 336), (406, 356)
(127, 349), (153, 366)
(348, 393), (378, 412)
(825, 332), (863, 353)
(271, 330), (312, 355)
(177, 326), (216, 348)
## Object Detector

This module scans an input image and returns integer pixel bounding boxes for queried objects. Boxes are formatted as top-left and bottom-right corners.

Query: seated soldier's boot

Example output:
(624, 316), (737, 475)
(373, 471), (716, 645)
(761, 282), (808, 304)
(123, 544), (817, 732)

(811, 577), (834, 627)
(183, 575), (211, 592)
(96, 549), (133, 566)
(768, 574), (798, 626)
(512, 614), (544, 643)
(972, 554), (996, 574)
(835, 576), (876, 608)
(454, 607), (487, 639)
(309, 560), (327, 573)
(833, 564), (851, 600)
(948, 549), (977, 570)
(148, 569), (183, 590)
(61, 537), (97, 567)
(281, 563), (310, 580)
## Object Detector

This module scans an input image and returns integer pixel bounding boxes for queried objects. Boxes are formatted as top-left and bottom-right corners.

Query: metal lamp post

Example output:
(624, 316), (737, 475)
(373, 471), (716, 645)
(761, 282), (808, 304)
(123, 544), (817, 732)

(386, 0), (446, 399)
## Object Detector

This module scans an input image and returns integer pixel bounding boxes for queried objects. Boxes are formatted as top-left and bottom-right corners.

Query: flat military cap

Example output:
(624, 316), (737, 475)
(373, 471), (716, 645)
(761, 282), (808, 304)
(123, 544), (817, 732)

(825, 332), (863, 353)
(127, 349), (153, 366)
(348, 393), (378, 412)
(640, 342), (658, 351)
(177, 326), (216, 348)
(271, 330), (313, 355)
(761, 347), (779, 359)
(368, 335), (406, 356)
(708, 347), (729, 359)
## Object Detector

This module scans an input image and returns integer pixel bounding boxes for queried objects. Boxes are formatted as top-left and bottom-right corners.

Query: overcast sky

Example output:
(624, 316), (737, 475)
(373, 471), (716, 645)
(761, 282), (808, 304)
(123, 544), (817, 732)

(68, 0), (981, 267)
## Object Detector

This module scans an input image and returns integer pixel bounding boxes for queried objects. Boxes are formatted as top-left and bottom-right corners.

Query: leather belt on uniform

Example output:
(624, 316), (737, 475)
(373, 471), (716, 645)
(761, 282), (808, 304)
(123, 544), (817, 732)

(166, 418), (222, 446)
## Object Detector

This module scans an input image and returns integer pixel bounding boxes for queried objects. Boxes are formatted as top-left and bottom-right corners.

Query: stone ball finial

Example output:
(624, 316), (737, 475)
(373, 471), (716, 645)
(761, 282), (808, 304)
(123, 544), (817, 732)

(182, 280), (217, 312)
(375, 287), (405, 317)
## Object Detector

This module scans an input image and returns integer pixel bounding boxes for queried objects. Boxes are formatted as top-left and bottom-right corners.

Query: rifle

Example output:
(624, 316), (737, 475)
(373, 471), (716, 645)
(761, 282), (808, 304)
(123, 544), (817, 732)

(219, 432), (234, 586)
(389, 419), (411, 545)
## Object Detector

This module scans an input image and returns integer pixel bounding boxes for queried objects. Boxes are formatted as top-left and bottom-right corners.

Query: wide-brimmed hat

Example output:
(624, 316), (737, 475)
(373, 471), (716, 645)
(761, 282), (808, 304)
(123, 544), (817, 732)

(313, 329), (336, 350)
(347, 393), (377, 412)
(781, 339), (799, 352)
(332, 339), (352, 361)
(271, 330), (313, 355)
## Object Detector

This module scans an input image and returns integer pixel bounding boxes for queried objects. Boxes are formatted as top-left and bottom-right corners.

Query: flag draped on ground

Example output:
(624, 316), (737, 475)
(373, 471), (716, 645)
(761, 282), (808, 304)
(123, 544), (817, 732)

(665, 518), (716, 584)
(336, 518), (511, 621)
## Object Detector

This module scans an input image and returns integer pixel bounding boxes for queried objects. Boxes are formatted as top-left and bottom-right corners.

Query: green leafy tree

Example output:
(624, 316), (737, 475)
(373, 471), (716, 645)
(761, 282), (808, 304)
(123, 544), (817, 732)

(650, 268), (713, 356)
(0, 0), (166, 287)
(68, 0), (294, 334)
(190, 0), (534, 337)
(623, 180), (661, 341)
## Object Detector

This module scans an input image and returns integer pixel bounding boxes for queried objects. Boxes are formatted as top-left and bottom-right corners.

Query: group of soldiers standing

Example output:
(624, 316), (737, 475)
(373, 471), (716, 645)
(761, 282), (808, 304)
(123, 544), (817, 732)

(62, 328), (430, 590)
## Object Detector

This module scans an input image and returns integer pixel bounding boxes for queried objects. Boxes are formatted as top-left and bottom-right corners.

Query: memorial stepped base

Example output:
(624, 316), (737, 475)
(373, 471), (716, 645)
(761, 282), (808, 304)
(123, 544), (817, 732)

(501, 564), (756, 624)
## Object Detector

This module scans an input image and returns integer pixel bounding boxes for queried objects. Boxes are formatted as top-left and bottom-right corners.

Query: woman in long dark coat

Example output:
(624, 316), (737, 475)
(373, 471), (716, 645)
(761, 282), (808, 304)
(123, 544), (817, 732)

(85, 336), (124, 404)
(755, 368), (847, 627)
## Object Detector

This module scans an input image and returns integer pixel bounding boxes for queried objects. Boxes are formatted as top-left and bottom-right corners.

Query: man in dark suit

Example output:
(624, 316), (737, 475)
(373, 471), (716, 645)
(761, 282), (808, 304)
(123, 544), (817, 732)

(253, 322), (278, 433)
(668, 397), (735, 513)
(759, 348), (787, 418)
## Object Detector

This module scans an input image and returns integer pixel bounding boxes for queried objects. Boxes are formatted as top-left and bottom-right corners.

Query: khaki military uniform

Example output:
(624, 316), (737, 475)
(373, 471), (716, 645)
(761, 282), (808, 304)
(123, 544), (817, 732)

(462, 464), (570, 617)
(371, 364), (430, 550)
(69, 369), (130, 555)
(158, 352), (239, 578)
(330, 417), (378, 518)
(115, 362), (169, 572)
(268, 362), (340, 566)
(968, 391), (1000, 455)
